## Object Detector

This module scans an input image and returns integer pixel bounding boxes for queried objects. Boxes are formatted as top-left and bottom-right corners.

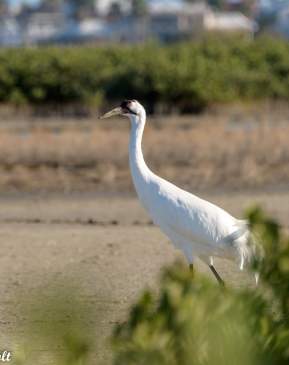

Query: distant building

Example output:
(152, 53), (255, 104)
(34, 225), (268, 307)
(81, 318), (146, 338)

(204, 10), (256, 34)
(15, 2), (66, 45)
(21, 12), (65, 44)
(0, 0), (258, 47)
(47, 18), (108, 44)
(0, 16), (21, 46)
(149, 1), (206, 41)
(147, 1), (255, 42)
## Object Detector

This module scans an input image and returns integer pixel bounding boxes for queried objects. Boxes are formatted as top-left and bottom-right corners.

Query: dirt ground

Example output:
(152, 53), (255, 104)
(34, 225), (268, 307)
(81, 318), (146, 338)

(0, 189), (288, 364)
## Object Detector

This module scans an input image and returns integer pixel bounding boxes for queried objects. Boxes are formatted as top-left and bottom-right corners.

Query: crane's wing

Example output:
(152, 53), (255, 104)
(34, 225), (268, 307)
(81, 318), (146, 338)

(145, 176), (243, 249)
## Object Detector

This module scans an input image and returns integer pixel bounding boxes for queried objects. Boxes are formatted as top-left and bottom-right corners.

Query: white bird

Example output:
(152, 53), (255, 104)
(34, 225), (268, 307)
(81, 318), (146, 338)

(101, 100), (260, 285)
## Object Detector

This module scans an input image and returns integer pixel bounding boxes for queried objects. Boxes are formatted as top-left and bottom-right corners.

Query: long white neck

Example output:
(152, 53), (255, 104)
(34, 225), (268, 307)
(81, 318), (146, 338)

(129, 111), (151, 190)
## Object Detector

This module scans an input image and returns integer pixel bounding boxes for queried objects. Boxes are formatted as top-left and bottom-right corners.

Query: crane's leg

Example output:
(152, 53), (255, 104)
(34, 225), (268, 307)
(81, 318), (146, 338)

(189, 263), (194, 276)
(209, 264), (225, 286)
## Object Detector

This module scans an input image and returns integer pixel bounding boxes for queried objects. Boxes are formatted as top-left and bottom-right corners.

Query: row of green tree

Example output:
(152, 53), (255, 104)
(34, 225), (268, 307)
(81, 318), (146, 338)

(1, 36), (289, 113)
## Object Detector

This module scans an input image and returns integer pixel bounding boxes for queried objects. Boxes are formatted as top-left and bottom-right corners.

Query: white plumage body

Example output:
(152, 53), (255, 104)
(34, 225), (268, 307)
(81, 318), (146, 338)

(128, 102), (251, 270)
(133, 171), (247, 265)
(101, 100), (257, 280)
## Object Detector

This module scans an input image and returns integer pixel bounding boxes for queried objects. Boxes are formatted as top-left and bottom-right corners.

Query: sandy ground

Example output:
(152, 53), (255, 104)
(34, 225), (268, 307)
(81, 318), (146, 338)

(0, 190), (288, 364)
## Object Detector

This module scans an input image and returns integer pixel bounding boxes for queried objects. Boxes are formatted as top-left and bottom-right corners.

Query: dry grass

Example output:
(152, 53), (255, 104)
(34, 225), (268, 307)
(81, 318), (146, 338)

(0, 108), (288, 193)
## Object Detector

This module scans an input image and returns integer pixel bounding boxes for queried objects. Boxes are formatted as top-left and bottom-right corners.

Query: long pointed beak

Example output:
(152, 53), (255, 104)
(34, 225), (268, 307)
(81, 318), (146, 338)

(99, 107), (122, 119)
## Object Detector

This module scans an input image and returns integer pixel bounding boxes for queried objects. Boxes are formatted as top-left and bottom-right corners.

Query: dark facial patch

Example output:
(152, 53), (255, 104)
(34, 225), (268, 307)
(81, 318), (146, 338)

(120, 100), (137, 115)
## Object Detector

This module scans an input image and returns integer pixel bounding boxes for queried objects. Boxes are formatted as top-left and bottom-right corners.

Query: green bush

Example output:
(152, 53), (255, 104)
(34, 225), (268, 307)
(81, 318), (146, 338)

(112, 207), (289, 365)
(0, 37), (289, 111)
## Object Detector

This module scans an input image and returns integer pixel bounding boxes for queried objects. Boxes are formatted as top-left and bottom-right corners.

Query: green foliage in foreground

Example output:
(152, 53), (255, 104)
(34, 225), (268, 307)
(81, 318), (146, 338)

(112, 207), (289, 365)
(1, 37), (289, 111)
(12, 207), (289, 365)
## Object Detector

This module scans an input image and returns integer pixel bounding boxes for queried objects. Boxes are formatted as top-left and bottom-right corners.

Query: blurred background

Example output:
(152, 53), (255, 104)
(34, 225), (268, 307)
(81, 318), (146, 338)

(0, 1), (288, 364)
(0, 0), (289, 46)
(0, 0), (288, 193)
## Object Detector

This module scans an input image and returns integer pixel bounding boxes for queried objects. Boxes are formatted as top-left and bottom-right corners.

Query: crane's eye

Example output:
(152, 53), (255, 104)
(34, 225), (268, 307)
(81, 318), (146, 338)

(120, 100), (137, 115)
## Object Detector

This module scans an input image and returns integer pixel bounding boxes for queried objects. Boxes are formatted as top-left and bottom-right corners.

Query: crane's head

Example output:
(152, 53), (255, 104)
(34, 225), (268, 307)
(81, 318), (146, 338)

(100, 100), (144, 120)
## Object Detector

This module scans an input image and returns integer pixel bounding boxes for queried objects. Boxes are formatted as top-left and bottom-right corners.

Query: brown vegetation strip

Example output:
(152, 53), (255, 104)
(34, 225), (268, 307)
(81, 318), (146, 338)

(0, 109), (288, 192)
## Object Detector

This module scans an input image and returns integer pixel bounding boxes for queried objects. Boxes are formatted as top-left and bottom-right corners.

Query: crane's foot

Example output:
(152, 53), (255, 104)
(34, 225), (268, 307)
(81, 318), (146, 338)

(209, 264), (225, 287)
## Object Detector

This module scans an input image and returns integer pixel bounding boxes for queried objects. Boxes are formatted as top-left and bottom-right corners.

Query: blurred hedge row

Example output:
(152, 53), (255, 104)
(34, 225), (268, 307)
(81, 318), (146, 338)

(1, 36), (289, 112)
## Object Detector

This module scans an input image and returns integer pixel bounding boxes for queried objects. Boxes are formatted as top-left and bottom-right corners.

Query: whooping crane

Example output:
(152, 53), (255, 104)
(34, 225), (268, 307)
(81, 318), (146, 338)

(101, 100), (260, 285)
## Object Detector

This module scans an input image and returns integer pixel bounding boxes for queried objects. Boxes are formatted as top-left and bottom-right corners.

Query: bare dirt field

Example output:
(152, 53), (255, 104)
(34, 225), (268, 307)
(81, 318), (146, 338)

(0, 190), (288, 364)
